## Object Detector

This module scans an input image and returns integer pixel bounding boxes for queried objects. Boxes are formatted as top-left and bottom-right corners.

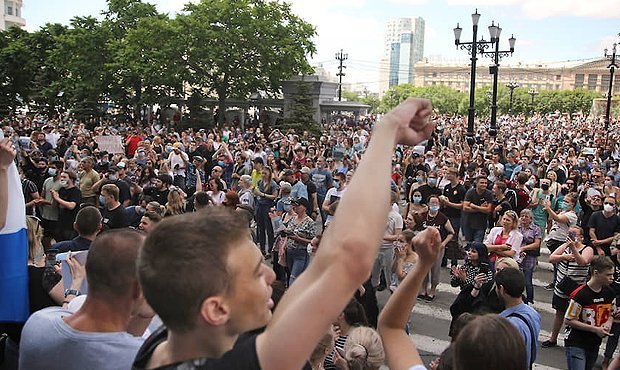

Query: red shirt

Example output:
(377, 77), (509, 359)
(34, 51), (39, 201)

(126, 135), (142, 156)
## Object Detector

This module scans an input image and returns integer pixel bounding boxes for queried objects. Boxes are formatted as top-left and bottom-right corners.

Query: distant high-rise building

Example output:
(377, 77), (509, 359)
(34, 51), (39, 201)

(379, 17), (425, 96)
(1, 0), (25, 31)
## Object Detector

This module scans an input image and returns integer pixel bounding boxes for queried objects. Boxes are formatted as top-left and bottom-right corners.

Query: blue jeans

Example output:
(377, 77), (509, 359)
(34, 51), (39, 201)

(286, 248), (309, 286)
(462, 223), (485, 244)
(521, 255), (538, 303)
(255, 204), (275, 254)
(565, 346), (598, 370)
(371, 248), (394, 288)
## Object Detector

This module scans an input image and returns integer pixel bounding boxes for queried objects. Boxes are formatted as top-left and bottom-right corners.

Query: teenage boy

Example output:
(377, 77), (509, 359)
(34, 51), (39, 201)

(133, 98), (434, 370)
(564, 255), (617, 370)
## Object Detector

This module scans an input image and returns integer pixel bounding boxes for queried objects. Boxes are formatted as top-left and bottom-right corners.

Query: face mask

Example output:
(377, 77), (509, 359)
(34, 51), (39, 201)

(605, 180), (613, 187)
(526, 180), (534, 187)
(50, 156), (58, 162)
(413, 196), (422, 203)
(166, 145), (173, 152)
(48, 168), (57, 176)
(428, 178), (437, 186)
(560, 201), (570, 210)
(604, 204), (615, 213)
(316, 164), (323, 170)
(578, 160), (585, 166)
(540, 184), (549, 191)
(561, 187), (569, 195)
(333, 180), (340, 189)
(109, 175), (117, 181)
(415, 177), (423, 182)
(99, 195), (106, 206)
(137, 152), (145, 157)
(59, 180), (68, 187)
(429, 205), (440, 212)
(218, 160), (225, 167)
(283, 204), (292, 212)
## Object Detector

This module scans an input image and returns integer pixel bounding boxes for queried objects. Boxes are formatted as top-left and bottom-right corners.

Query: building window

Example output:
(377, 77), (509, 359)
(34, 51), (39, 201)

(602, 75), (611, 90)
(7, 6), (13, 15)
(588, 74), (598, 90)
(575, 74), (584, 89)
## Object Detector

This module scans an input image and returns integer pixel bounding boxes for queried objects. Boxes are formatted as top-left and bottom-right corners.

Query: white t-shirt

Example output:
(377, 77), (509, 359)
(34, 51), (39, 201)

(382, 209), (404, 249)
(169, 151), (189, 177)
(323, 187), (347, 225)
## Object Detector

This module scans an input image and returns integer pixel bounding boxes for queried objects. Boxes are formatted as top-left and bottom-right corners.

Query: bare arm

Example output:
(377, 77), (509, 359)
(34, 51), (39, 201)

(378, 228), (442, 370)
(0, 139), (16, 230)
(256, 98), (434, 370)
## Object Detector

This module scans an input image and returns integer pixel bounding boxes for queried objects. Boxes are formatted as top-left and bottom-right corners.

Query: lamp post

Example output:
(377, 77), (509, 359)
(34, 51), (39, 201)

(604, 42), (618, 146)
(486, 90), (492, 115)
(454, 10), (513, 142)
(478, 21), (516, 136)
(506, 81), (519, 116)
(528, 88), (538, 117)
(335, 49), (348, 102)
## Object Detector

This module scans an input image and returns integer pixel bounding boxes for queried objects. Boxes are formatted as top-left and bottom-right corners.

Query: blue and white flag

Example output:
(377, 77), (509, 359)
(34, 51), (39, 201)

(0, 129), (28, 322)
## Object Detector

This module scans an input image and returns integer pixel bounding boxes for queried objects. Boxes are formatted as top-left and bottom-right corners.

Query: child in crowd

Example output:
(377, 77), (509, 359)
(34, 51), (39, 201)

(390, 229), (418, 293)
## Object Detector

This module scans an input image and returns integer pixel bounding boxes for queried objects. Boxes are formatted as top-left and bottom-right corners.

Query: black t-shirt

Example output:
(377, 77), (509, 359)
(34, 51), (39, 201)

(53, 236), (92, 253)
(22, 178), (39, 216)
(588, 211), (620, 254)
(565, 284), (616, 351)
(463, 188), (494, 230)
(102, 205), (130, 230)
(417, 184), (441, 204)
(132, 327), (261, 370)
(143, 187), (170, 206)
(58, 186), (81, 231)
(302, 179), (317, 215)
(442, 183), (466, 219)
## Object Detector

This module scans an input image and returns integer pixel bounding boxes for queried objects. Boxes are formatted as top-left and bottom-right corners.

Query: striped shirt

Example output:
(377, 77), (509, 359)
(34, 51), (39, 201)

(554, 245), (592, 299)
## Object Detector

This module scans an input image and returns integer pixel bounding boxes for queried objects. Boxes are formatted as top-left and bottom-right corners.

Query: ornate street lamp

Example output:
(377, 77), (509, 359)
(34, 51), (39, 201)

(604, 42), (618, 146)
(479, 21), (515, 136)
(454, 11), (514, 141)
(506, 81), (519, 116)
(528, 88), (538, 117)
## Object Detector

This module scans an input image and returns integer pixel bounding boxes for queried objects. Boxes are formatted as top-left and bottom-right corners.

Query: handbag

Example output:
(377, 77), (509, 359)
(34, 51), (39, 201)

(273, 235), (288, 267)
(557, 275), (579, 296)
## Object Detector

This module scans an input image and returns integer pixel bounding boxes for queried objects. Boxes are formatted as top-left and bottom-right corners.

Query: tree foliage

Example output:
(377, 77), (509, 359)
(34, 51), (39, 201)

(0, 0), (316, 122)
(379, 84), (605, 117)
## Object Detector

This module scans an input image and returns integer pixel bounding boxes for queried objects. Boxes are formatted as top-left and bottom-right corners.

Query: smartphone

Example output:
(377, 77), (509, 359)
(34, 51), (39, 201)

(479, 261), (489, 274)
(46, 248), (59, 268)
(568, 231), (577, 241)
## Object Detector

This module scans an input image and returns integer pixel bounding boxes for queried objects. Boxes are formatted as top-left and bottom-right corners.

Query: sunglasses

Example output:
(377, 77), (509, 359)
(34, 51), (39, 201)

(604, 202), (615, 206)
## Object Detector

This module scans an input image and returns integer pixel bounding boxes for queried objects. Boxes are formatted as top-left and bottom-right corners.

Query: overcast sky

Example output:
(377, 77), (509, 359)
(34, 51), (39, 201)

(24, 0), (620, 92)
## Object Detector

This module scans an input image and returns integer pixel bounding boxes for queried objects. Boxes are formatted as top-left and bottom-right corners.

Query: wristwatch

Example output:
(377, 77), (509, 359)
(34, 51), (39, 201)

(64, 289), (81, 298)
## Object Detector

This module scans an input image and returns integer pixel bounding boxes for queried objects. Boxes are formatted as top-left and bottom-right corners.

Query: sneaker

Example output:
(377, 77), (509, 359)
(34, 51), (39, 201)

(417, 294), (427, 301)
(543, 283), (554, 291)
(425, 295), (436, 302)
(541, 340), (557, 348)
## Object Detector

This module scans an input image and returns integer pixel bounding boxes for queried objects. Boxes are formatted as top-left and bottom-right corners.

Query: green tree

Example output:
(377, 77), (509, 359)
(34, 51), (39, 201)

(0, 27), (39, 114)
(177, 0), (316, 125)
(49, 16), (112, 118)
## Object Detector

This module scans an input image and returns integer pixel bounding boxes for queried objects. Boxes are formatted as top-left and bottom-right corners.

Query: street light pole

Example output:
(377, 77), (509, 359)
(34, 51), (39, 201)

(335, 49), (348, 102)
(479, 22), (516, 136)
(506, 81), (519, 116)
(528, 88), (538, 117)
(604, 42), (618, 146)
(454, 10), (490, 145)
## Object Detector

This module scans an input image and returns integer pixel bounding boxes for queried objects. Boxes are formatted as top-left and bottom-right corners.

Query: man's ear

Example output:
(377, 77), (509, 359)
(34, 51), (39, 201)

(199, 296), (231, 326)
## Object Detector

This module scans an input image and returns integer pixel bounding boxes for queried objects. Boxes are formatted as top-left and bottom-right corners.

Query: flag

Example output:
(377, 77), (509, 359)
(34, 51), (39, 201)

(0, 130), (28, 322)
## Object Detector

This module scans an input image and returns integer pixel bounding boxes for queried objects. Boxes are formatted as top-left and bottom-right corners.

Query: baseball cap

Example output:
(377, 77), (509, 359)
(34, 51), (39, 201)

(117, 161), (126, 168)
(291, 197), (310, 209)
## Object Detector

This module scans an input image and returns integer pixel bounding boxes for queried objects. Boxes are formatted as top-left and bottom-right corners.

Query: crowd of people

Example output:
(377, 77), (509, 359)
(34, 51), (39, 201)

(2, 101), (620, 370)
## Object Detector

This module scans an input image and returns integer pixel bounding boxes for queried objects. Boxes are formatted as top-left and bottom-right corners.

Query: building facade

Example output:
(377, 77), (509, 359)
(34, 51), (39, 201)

(414, 57), (620, 94)
(379, 17), (425, 96)
(1, 0), (25, 30)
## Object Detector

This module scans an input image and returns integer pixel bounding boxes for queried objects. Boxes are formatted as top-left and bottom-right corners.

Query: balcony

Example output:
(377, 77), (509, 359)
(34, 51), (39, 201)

(4, 14), (26, 28)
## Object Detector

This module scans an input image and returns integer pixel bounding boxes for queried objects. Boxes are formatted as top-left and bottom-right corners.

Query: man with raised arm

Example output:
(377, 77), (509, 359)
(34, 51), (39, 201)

(133, 98), (434, 370)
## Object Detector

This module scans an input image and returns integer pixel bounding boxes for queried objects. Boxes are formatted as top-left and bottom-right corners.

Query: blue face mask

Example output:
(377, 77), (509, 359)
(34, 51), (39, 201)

(428, 178), (437, 186)
(415, 177), (423, 182)
(560, 201), (570, 210)
(333, 180), (340, 189)
(218, 160), (225, 167)
(48, 168), (57, 176)
(283, 204), (292, 212)
(166, 145), (173, 152)
(99, 195), (106, 206)
(413, 196), (422, 203)
(429, 205), (440, 212)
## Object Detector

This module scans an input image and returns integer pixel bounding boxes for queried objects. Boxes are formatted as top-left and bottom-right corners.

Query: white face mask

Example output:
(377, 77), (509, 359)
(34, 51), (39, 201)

(59, 180), (68, 187)
(604, 204), (615, 213)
